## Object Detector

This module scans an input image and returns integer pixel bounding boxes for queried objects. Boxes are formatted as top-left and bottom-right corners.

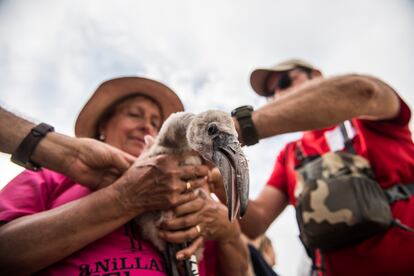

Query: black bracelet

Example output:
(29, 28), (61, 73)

(11, 123), (55, 171)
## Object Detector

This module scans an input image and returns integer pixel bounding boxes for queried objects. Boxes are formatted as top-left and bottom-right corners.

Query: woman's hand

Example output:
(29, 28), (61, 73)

(158, 188), (241, 260)
(109, 152), (210, 217)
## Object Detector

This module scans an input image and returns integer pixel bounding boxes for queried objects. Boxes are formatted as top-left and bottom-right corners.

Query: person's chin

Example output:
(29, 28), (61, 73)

(124, 144), (144, 157)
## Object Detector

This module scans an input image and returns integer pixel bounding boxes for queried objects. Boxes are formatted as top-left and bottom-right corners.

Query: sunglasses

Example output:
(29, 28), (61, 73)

(265, 71), (293, 97)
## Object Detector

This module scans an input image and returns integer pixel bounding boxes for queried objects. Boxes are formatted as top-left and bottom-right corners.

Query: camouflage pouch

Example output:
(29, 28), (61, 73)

(295, 151), (393, 251)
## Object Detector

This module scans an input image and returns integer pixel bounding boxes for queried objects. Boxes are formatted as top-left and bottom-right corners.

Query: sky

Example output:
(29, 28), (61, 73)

(0, 0), (413, 275)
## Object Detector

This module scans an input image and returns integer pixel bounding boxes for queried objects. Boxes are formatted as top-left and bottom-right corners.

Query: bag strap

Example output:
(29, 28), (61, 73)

(298, 236), (326, 276)
(296, 121), (355, 162)
(385, 183), (414, 204)
(294, 141), (321, 169)
(340, 124), (414, 204)
(295, 141), (306, 162)
(339, 121), (356, 154)
(384, 183), (414, 234)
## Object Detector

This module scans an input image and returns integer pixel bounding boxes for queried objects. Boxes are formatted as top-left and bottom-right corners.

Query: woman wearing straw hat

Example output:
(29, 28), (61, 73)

(0, 77), (248, 275)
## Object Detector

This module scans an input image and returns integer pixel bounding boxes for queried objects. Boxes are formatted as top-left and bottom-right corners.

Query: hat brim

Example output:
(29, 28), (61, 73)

(250, 65), (297, 96)
(75, 77), (184, 138)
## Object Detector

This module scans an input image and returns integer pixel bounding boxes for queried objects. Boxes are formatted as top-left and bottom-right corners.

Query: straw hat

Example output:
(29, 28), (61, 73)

(250, 58), (320, 96)
(75, 76), (184, 138)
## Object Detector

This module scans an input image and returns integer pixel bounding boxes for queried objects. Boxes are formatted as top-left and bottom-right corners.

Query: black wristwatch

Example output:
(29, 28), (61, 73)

(231, 105), (259, 146)
(11, 123), (55, 171)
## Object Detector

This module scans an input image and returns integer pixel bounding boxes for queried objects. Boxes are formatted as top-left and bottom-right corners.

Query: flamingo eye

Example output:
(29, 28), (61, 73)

(207, 123), (218, 136)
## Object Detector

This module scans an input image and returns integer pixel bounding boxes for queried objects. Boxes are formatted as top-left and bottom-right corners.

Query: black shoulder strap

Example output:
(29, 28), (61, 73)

(339, 121), (356, 154)
(296, 121), (355, 162)
(294, 141), (320, 169)
(385, 183), (414, 204)
(295, 141), (306, 162)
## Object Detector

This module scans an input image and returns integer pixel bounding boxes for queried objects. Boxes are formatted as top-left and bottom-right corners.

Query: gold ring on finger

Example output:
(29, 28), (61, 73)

(186, 181), (192, 191)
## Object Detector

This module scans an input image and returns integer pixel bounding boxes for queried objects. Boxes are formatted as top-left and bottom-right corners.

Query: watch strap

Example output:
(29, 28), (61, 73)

(11, 123), (55, 171)
(232, 105), (259, 146)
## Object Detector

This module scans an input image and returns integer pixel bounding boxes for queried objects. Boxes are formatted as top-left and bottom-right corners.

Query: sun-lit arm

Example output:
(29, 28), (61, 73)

(251, 74), (400, 140)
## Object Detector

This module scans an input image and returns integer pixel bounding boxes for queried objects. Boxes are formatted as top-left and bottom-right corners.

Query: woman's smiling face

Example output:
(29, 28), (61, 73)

(100, 96), (162, 157)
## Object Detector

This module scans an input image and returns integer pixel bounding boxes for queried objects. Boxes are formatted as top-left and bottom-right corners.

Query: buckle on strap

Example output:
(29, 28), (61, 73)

(385, 184), (413, 204)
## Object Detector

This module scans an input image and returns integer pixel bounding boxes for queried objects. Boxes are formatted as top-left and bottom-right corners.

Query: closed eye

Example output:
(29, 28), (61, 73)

(151, 119), (161, 130)
(127, 111), (143, 118)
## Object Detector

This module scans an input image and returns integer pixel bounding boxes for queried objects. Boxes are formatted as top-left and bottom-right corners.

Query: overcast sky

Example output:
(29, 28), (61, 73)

(1, 1), (413, 275)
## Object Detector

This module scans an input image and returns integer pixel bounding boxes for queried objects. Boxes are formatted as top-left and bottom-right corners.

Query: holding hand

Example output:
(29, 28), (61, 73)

(32, 134), (136, 190)
(159, 187), (241, 260)
(63, 137), (136, 189)
(110, 153), (210, 217)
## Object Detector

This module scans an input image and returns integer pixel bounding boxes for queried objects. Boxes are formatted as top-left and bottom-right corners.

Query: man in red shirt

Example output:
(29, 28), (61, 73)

(233, 59), (414, 275)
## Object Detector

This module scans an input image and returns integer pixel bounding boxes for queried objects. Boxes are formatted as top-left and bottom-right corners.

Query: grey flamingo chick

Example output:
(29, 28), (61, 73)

(134, 110), (249, 276)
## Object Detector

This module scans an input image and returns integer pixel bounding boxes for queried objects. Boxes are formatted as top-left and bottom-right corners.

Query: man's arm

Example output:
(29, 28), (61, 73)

(215, 220), (252, 276)
(208, 168), (288, 239)
(33, 133), (135, 189)
(234, 75), (400, 140)
(0, 107), (135, 189)
(0, 107), (34, 154)
(239, 186), (288, 239)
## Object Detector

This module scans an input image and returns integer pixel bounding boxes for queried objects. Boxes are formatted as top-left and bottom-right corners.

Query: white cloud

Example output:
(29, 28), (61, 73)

(1, 1), (413, 275)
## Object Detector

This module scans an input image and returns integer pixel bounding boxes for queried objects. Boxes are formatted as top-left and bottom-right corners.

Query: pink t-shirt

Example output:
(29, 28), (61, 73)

(0, 169), (215, 276)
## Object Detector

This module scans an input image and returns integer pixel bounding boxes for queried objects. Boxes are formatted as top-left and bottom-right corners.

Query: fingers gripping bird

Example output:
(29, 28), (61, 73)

(134, 110), (249, 276)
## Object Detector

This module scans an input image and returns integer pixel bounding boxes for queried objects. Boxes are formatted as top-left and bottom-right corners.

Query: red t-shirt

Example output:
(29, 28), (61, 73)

(267, 99), (414, 275)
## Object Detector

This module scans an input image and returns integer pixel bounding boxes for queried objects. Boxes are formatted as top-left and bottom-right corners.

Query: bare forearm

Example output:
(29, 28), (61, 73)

(0, 107), (76, 172)
(216, 226), (251, 276)
(240, 187), (288, 239)
(0, 107), (34, 154)
(0, 110), (132, 189)
(239, 200), (272, 239)
(253, 75), (400, 139)
(31, 132), (78, 173)
(0, 186), (135, 275)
